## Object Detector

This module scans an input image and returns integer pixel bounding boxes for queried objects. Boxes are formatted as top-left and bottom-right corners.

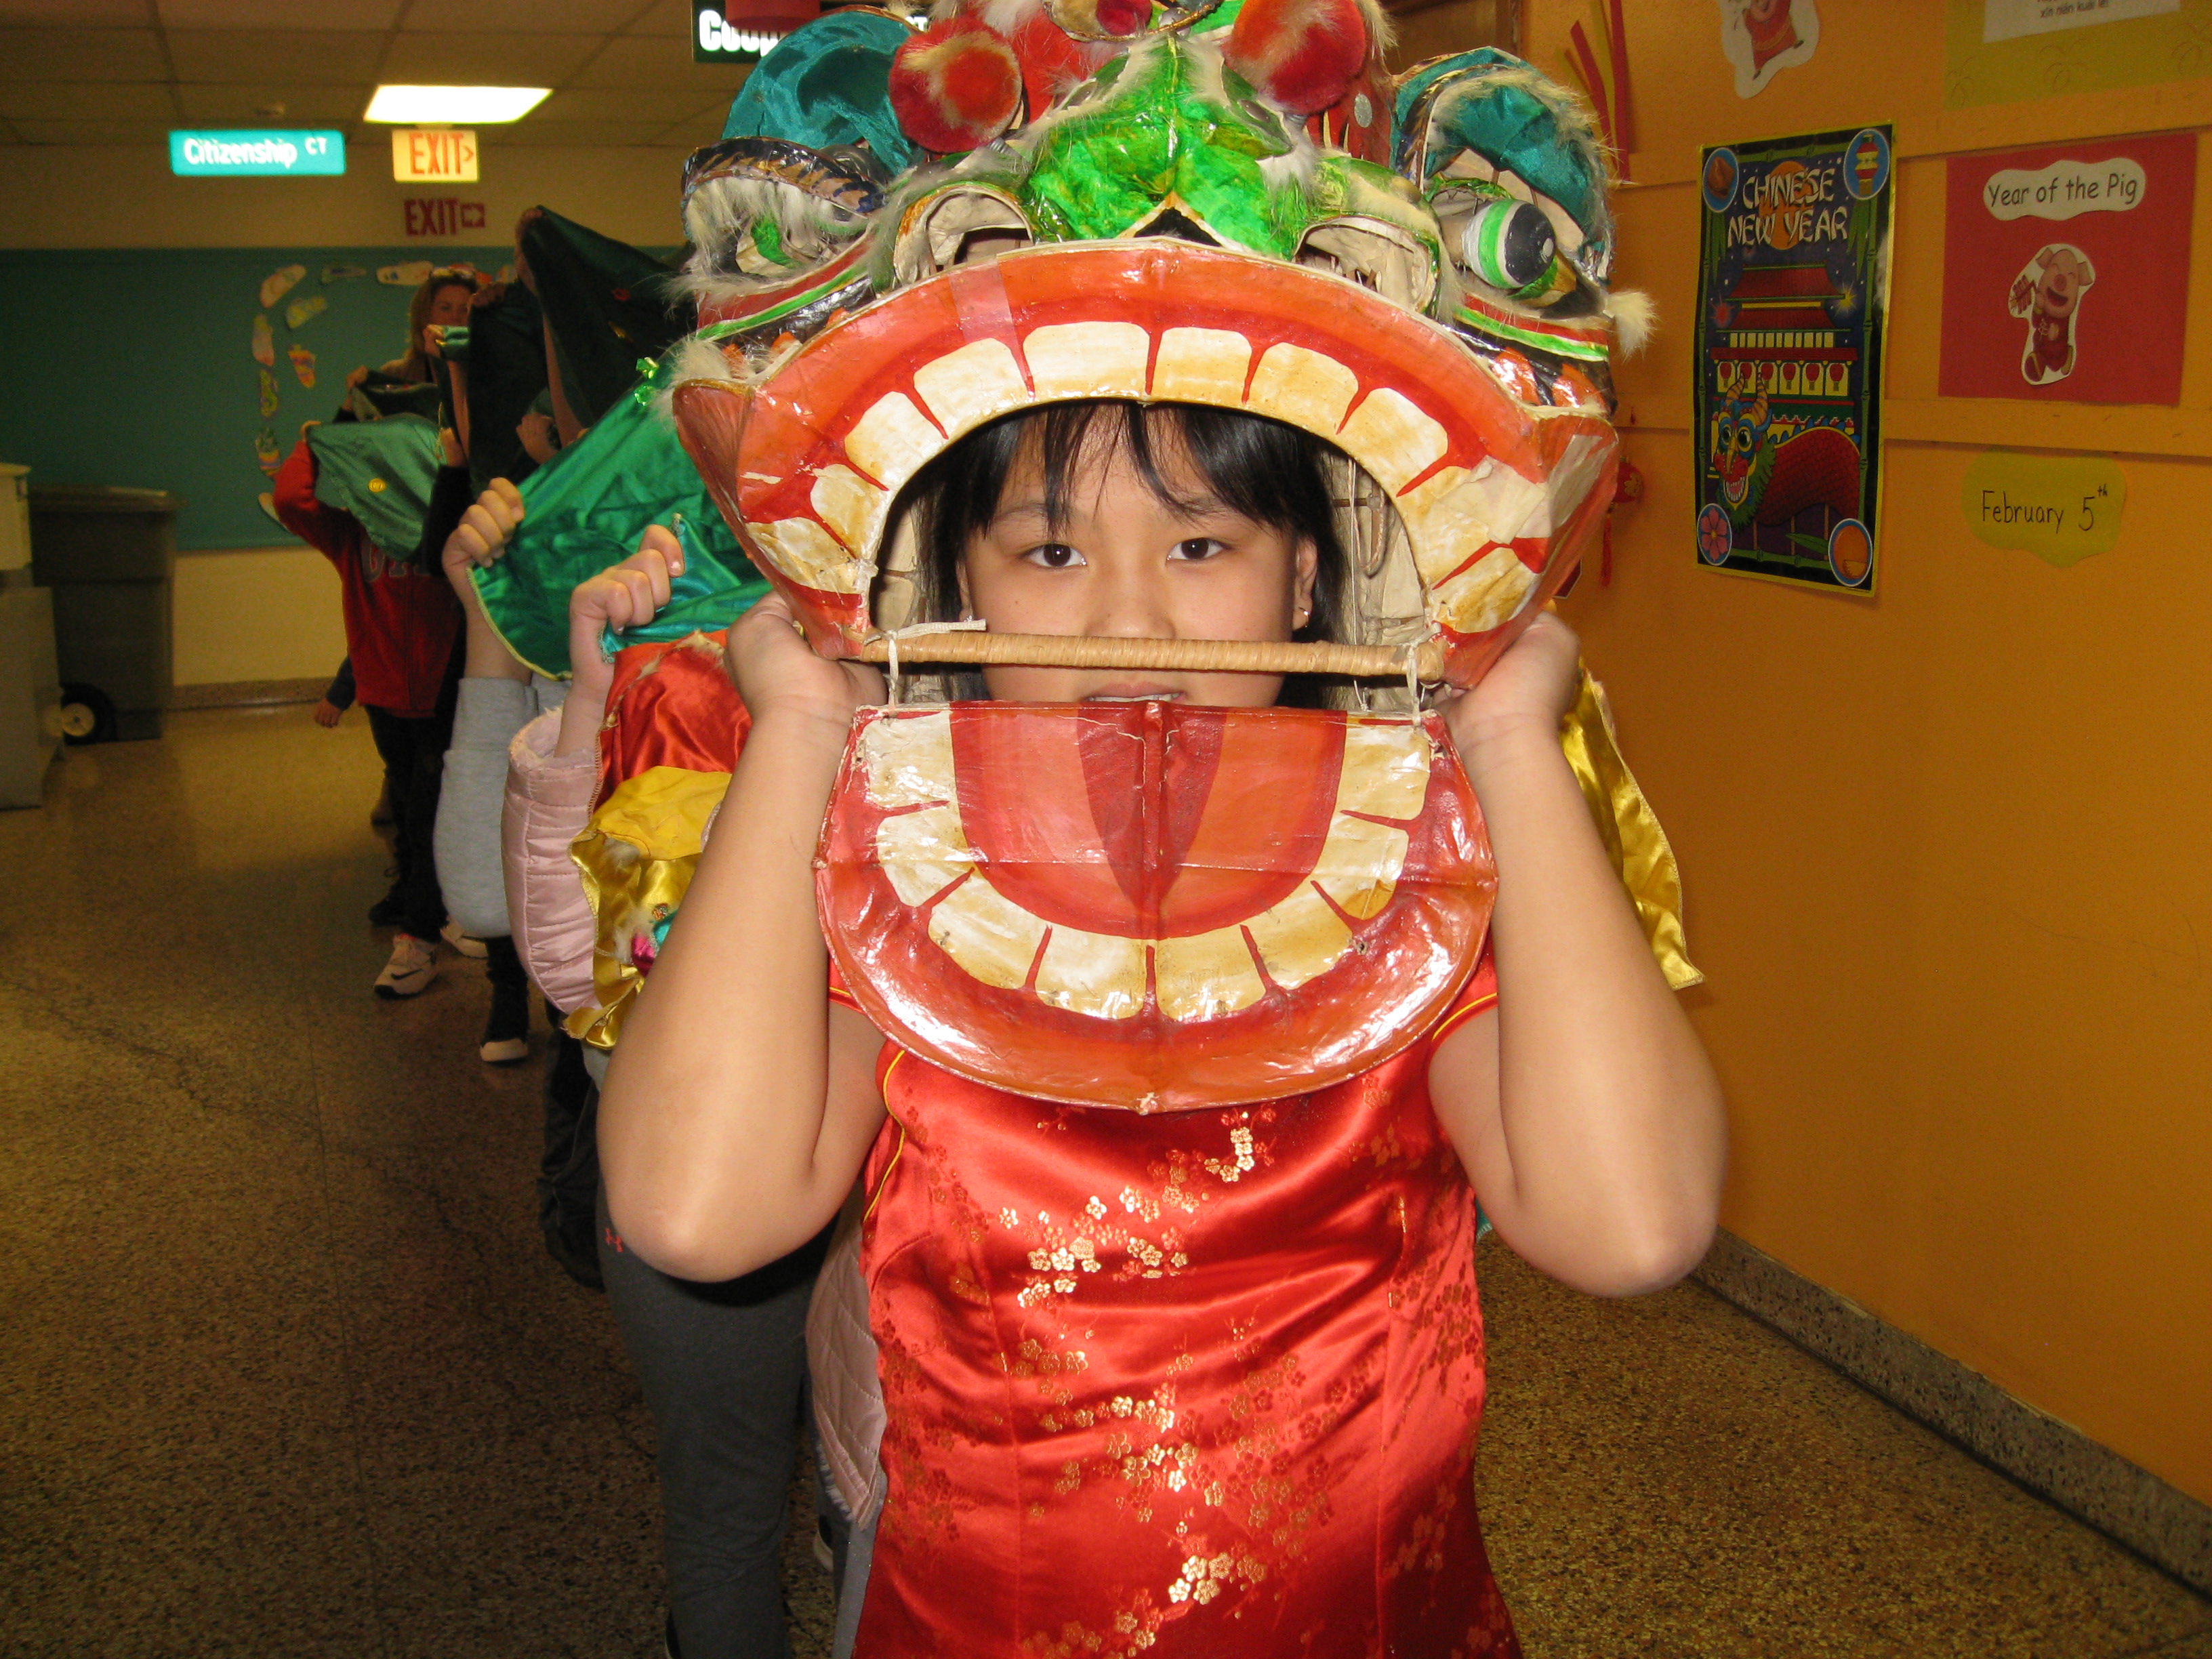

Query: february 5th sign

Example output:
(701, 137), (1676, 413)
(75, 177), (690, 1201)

(1940, 131), (2194, 404)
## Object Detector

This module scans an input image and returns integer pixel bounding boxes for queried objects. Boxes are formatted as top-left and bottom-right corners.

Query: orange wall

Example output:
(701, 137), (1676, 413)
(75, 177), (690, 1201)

(1517, 1), (2212, 1500)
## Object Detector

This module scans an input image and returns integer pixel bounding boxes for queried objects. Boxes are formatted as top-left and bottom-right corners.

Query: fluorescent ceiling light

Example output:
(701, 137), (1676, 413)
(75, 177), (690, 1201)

(364, 85), (550, 124)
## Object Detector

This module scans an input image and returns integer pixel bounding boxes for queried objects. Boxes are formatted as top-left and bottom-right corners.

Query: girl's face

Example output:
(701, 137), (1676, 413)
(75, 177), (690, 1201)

(424, 281), (473, 344)
(958, 427), (1318, 709)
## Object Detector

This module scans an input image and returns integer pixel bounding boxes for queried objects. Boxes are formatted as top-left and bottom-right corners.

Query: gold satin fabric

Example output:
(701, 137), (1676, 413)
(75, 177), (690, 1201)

(1559, 668), (1704, 990)
(565, 764), (733, 1049)
(564, 681), (1698, 1047)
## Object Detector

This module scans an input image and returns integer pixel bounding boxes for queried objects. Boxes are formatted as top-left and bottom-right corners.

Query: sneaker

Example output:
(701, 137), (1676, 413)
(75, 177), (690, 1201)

(373, 935), (438, 999)
(480, 973), (530, 1064)
(441, 920), (487, 959)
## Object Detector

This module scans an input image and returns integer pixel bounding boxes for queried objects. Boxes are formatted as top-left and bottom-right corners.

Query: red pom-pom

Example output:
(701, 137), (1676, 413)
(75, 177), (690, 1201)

(890, 18), (1023, 153)
(1223, 0), (1368, 115)
(1093, 0), (1150, 35)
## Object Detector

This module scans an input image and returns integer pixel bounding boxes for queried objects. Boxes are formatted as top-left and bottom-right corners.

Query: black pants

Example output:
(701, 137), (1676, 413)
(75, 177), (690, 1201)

(598, 1182), (832, 1659)
(364, 704), (451, 942)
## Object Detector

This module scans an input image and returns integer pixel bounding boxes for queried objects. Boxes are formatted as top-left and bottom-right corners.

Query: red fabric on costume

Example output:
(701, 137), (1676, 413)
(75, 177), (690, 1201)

(273, 438), (459, 720)
(851, 950), (1515, 1657)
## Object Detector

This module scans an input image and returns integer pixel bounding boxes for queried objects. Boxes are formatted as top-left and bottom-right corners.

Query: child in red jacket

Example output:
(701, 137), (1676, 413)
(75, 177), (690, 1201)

(274, 432), (462, 996)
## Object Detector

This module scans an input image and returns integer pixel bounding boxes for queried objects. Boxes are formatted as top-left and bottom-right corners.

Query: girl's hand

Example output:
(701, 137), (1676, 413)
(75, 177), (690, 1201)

(1439, 609), (1580, 766)
(568, 527), (684, 705)
(311, 697), (344, 729)
(442, 478), (523, 610)
(724, 590), (883, 736)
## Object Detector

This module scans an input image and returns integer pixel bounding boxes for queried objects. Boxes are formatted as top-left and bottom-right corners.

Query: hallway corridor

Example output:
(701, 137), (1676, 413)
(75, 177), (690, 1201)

(3, 705), (2206, 1658)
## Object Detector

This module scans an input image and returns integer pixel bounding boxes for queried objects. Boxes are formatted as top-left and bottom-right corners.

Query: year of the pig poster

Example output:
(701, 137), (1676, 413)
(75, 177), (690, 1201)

(1939, 131), (2194, 405)
(1695, 125), (1893, 592)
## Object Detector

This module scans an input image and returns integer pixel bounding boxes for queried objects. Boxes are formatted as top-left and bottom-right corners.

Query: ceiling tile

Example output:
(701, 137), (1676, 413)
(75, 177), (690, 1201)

(0, 80), (176, 120)
(531, 86), (685, 123)
(653, 107), (733, 149)
(569, 35), (754, 91)
(0, 1), (146, 22)
(156, 0), (401, 26)
(377, 30), (602, 86)
(10, 119), (178, 144)
(171, 82), (371, 123)
(167, 28), (386, 84)
(0, 28), (166, 81)
(423, 0), (619, 28)
(487, 119), (675, 147)
(623, 0), (694, 37)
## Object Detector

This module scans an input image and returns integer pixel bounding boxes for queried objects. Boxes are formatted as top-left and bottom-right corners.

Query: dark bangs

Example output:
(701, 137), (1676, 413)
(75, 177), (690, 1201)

(897, 400), (1349, 705)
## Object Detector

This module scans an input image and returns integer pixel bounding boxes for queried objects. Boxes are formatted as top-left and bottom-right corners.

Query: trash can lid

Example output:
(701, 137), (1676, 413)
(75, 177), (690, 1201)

(28, 485), (186, 514)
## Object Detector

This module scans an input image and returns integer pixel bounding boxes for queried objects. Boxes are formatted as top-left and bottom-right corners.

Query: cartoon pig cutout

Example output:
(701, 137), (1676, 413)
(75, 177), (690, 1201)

(2009, 243), (2096, 387)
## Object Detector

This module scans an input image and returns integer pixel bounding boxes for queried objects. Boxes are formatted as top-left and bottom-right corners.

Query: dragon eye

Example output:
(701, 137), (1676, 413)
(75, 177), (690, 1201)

(1458, 200), (1561, 295)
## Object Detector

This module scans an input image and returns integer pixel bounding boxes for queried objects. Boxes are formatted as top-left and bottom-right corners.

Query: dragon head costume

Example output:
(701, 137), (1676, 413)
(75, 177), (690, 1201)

(482, 0), (1693, 1108)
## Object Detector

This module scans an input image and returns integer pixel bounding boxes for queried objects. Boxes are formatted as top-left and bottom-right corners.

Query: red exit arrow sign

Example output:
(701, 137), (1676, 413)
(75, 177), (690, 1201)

(392, 128), (478, 183)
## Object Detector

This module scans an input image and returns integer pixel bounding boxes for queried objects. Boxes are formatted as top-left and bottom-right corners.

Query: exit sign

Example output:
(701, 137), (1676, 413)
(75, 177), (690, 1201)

(392, 128), (479, 183)
(404, 198), (489, 237)
(169, 129), (344, 177)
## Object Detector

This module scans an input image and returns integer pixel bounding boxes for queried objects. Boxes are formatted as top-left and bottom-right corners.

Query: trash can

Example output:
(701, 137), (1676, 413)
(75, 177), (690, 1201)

(29, 485), (183, 743)
(0, 463), (65, 807)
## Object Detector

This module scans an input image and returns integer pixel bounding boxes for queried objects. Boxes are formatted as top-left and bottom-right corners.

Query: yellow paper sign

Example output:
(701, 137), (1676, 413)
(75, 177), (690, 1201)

(1961, 449), (2125, 567)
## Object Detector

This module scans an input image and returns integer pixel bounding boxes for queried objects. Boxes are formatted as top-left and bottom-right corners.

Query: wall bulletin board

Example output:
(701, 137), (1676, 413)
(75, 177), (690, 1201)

(0, 245), (505, 551)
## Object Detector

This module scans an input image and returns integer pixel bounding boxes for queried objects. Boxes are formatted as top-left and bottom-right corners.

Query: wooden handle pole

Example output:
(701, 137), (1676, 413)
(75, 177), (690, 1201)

(856, 632), (1447, 681)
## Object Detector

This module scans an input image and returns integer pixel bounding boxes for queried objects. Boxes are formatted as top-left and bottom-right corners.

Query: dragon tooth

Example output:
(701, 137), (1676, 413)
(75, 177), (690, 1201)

(1033, 926), (1146, 1021)
(1154, 928), (1266, 1023)
(750, 518), (865, 593)
(1309, 814), (1411, 921)
(1246, 342), (1359, 437)
(1335, 721), (1433, 821)
(1149, 327), (1252, 406)
(810, 464), (885, 554)
(875, 802), (975, 906)
(843, 391), (945, 493)
(859, 709), (956, 809)
(913, 337), (1030, 438)
(1245, 884), (1353, 991)
(1435, 545), (1538, 637)
(1022, 321), (1151, 401)
(1336, 388), (1449, 494)
(927, 878), (1049, 992)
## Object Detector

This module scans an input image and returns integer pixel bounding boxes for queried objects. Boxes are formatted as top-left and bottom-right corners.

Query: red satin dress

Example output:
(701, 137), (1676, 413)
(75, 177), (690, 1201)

(846, 957), (1520, 1657)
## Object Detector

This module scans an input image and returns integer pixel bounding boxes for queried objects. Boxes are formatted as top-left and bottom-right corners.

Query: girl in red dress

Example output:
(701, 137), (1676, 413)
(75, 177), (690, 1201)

(592, 396), (1725, 1656)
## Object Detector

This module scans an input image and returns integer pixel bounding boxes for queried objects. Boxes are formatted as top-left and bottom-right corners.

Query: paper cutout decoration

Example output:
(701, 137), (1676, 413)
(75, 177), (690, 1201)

(251, 313), (274, 367)
(285, 293), (327, 330)
(1961, 449), (2125, 567)
(1718, 0), (1819, 97)
(1696, 125), (1893, 592)
(289, 345), (316, 388)
(257, 367), (279, 417)
(1557, 0), (1634, 178)
(1939, 134), (2194, 406)
(253, 426), (281, 474)
(2009, 245), (2095, 386)
(321, 264), (367, 284)
(258, 263), (306, 309)
(378, 261), (434, 287)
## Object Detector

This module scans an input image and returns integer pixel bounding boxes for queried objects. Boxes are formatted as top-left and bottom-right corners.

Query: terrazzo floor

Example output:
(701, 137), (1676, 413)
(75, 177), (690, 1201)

(2, 705), (2206, 1658)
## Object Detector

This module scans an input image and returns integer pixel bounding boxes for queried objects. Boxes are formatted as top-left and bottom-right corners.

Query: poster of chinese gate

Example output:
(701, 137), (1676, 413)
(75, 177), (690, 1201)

(1695, 125), (1893, 592)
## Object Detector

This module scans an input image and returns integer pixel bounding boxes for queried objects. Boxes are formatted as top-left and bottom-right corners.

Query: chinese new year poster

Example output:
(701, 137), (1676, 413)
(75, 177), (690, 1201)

(1695, 125), (1894, 592)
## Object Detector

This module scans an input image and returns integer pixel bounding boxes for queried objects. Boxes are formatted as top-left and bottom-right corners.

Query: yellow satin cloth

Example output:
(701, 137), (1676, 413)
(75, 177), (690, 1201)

(567, 677), (1698, 1048)
(1561, 668), (1704, 991)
